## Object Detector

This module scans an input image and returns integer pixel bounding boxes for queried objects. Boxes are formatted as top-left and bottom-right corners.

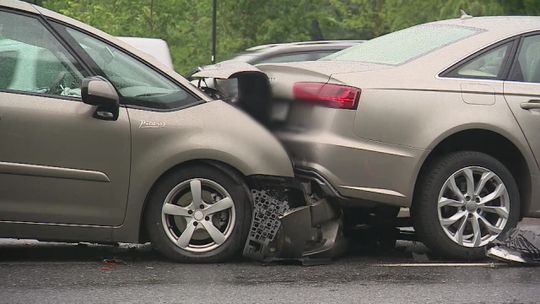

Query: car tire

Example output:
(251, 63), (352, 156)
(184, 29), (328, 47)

(145, 164), (251, 262)
(412, 151), (520, 260)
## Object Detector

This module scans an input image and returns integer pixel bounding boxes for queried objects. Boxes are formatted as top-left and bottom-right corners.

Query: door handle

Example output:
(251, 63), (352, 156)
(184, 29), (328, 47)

(520, 100), (540, 110)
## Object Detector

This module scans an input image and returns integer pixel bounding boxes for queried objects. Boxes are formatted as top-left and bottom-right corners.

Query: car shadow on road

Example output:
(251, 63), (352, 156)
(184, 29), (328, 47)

(0, 240), (162, 263)
(0, 228), (461, 265)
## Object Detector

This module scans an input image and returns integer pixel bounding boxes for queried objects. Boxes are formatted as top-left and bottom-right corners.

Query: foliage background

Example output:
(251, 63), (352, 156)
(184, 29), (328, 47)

(35, 0), (540, 74)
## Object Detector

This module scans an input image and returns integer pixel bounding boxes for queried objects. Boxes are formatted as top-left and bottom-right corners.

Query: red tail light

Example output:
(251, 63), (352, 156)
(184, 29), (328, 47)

(293, 82), (361, 109)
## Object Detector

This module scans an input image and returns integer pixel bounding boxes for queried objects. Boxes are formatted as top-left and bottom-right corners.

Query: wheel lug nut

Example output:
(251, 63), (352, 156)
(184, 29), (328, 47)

(193, 222), (198, 226)
(199, 204), (204, 209)
(205, 216), (210, 221)
(465, 196), (471, 201)
(188, 210), (193, 215)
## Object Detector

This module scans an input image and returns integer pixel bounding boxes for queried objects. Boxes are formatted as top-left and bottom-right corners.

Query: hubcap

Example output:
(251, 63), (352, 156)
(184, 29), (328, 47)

(437, 166), (510, 248)
(161, 178), (236, 253)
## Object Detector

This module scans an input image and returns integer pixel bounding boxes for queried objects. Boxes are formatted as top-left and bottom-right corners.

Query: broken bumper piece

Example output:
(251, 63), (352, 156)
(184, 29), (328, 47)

(243, 188), (345, 263)
(486, 227), (540, 265)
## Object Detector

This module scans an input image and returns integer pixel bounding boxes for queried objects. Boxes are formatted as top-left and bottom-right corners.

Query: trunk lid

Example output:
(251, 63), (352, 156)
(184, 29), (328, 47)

(191, 60), (390, 129)
(255, 61), (390, 131)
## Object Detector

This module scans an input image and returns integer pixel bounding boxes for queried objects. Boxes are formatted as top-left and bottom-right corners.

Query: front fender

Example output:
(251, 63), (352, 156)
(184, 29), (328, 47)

(114, 101), (293, 242)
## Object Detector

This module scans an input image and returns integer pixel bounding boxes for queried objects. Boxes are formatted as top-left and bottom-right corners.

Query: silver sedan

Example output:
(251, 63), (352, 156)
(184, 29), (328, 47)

(202, 16), (540, 259)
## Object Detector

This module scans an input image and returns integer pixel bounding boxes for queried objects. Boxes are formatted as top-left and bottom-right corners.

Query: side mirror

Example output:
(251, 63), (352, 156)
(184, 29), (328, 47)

(81, 76), (120, 121)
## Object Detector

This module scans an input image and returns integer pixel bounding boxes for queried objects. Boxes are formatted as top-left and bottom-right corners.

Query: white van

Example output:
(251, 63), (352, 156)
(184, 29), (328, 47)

(117, 37), (174, 70)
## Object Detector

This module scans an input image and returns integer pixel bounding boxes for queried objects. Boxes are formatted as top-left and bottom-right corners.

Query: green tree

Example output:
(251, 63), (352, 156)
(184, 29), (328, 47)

(42, 0), (540, 74)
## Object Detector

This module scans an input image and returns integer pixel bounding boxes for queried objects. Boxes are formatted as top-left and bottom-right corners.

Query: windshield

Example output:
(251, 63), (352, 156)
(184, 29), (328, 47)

(323, 24), (481, 65)
(64, 27), (199, 110)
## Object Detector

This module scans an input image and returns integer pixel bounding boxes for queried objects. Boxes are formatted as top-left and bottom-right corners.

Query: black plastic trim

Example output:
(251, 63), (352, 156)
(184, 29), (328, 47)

(294, 167), (342, 198)
(47, 20), (106, 78)
(246, 174), (302, 190)
(124, 100), (206, 113)
(294, 167), (383, 208)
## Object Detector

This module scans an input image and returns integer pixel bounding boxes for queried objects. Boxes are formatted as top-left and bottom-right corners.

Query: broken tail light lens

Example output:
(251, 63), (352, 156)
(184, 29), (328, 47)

(293, 82), (361, 109)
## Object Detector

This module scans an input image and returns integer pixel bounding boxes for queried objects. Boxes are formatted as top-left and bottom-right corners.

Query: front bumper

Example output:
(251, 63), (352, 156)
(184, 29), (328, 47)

(244, 175), (345, 262)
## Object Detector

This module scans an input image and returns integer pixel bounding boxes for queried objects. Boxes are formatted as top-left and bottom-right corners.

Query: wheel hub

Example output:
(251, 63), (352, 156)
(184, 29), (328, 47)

(193, 210), (204, 221)
(465, 200), (477, 212)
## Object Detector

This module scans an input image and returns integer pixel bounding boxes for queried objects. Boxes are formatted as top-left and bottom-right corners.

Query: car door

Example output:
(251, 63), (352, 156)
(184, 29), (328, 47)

(504, 33), (540, 166)
(0, 10), (130, 226)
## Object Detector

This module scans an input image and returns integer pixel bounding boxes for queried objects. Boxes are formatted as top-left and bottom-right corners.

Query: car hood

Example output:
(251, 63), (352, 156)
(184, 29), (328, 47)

(128, 100), (294, 178)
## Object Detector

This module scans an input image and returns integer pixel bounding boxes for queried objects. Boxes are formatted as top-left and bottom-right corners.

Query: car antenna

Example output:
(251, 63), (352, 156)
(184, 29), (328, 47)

(460, 9), (473, 20)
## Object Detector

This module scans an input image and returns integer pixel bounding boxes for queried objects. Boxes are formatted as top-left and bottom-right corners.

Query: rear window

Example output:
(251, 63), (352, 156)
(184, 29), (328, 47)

(324, 24), (481, 65)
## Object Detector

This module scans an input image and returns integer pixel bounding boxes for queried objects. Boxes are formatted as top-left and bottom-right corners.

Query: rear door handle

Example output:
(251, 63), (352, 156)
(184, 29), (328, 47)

(520, 100), (540, 110)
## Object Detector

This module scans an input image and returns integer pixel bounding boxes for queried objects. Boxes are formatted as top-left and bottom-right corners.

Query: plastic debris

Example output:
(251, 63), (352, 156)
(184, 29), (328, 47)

(243, 189), (344, 264)
(487, 227), (540, 265)
(243, 189), (290, 261)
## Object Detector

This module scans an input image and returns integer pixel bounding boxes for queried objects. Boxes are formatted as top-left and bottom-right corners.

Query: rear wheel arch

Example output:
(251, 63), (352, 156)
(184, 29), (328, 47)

(412, 128), (532, 219)
(138, 159), (249, 243)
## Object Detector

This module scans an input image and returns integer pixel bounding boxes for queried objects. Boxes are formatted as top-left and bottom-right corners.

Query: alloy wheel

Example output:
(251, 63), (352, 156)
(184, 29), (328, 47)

(161, 178), (236, 252)
(437, 166), (510, 248)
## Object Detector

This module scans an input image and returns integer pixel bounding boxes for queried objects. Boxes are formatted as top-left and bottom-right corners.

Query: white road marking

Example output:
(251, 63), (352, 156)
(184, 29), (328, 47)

(376, 262), (506, 267)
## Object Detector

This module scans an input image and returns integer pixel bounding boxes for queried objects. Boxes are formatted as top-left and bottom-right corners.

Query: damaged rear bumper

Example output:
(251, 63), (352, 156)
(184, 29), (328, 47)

(245, 175), (345, 262)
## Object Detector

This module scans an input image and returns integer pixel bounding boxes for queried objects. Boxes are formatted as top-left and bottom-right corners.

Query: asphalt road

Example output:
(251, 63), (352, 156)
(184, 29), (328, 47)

(0, 219), (539, 304)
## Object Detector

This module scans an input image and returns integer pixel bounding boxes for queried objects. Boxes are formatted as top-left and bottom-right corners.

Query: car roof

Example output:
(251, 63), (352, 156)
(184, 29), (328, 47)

(411, 16), (540, 73)
(432, 16), (540, 37)
(244, 40), (362, 56)
(0, 0), (38, 13)
(246, 40), (364, 52)
(319, 16), (540, 75)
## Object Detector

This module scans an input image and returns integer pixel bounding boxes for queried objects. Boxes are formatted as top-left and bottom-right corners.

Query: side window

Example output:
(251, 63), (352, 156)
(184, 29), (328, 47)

(0, 11), (84, 98)
(445, 43), (511, 80)
(62, 26), (199, 109)
(509, 35), (540, 84)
